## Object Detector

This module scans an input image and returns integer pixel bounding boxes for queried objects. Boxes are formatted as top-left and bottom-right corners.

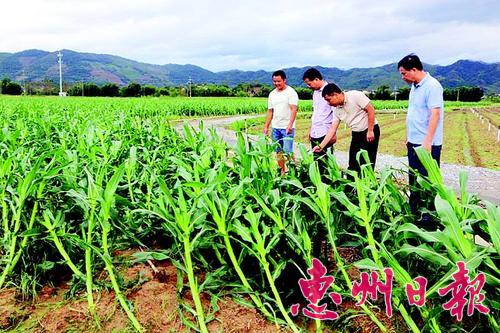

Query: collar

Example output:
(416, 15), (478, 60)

(414, 72), (430, 88)
(315, 81), (328, 93)
(343, 91), (347, 106)
(320, 81), (328, 91)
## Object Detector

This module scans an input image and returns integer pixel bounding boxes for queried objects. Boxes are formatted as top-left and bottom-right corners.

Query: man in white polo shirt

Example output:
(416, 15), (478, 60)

(398, 54), (444, 220)
(263, 70), (299, 174)
(313, 83), (380, 176)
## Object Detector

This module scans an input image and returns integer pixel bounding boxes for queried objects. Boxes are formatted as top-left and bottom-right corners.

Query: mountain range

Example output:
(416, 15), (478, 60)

(1, 49), (499, 92)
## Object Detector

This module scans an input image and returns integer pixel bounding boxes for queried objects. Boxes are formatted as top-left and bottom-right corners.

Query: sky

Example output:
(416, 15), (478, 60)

(2, 0), (499, 72)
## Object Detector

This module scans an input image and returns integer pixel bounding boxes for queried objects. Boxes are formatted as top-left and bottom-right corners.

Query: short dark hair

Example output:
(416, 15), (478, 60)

(272, 70), (286, 80)
(398, 54), (423, 71)
(322, 83), (342, 97)
(302, 68), (323, 81)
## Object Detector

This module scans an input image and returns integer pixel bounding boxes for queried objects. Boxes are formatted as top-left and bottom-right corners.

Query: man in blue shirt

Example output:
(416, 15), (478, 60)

(398, 54), (444, 222)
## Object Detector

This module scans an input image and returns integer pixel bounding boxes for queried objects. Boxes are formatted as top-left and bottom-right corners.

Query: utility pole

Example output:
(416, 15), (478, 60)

(22, 69), (27, 95)
(58, 51), (66, 96)
(187, 76), (192, 97)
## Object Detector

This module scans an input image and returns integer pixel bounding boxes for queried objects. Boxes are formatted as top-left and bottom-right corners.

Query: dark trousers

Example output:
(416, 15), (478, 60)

(348, 124), (380, 175)
(407, 142), (442, 215)
(310, 136), (333, 173)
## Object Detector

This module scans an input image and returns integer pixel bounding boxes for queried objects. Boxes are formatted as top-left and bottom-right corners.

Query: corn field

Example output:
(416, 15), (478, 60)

(0, 96), (499, 332)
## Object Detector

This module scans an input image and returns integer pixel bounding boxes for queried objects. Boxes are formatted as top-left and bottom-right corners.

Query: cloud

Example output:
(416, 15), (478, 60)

(1, 0), (499, 71)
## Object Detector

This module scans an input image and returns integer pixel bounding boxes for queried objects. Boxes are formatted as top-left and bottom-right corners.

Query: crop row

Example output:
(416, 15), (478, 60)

(0, 98), (498, 332)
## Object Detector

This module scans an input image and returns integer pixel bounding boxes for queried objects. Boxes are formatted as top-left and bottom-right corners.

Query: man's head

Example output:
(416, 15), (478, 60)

(398, 54), (424, 84)
(272, 70), (287, 91)
(302, 68), (324, 90)
(322, 83), (344, 106)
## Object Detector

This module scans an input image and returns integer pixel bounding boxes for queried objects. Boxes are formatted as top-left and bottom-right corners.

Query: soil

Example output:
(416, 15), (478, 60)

(0, 249), (412, 333)
(0, 260), (284, 333)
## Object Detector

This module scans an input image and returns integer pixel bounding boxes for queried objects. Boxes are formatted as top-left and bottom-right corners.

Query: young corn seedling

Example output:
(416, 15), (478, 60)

(96, 163), (143, 332)
(0, 155), (44, 289)
(200, 181), (274, 321)
(125, 146), (138, 203)
(398, 193), (498, 331)
(1, 167), (54, 289)
(332, 155), (422, 333)
(40, 209), (85, 280)
(234, 207), (301, 333)
(294, 161), (388, 332)
(139, 177), (209, 333)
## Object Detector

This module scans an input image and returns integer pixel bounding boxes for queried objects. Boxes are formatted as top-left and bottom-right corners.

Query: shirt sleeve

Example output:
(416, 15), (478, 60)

(332, 108), (340, 122)
(354, 91), (370, 109)
(267, 94), (273, 109)
(426, 83), (443, 109)
(288, 88), (299, 106)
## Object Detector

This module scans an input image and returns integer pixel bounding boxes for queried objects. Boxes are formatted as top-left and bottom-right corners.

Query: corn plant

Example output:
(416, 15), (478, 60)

(396, 148), (499, 331)
(290, 159), (388, 332)
(0, 155), (45, 288)
(1, 96), (498, 332)
(234, 207), (301, 333)
(331, 152), (444, 333)
(199, 182), (275, 320)
(138, 177), (210, 332)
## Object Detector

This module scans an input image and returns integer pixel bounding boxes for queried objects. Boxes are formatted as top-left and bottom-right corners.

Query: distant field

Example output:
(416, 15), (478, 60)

(0, 95), (497, 117)
(238, 107), (500, 170)
(1, 95), (498, 169)
(0, 95), (269, 118)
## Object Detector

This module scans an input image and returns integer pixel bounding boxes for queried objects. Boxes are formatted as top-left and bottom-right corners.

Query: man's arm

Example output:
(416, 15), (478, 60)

(286, 104), (298, 134)
(263, 109), (273, 135)
(313, 119), (340, 152)
(422, 107), (440, 151)
(364, 102), (376, 142)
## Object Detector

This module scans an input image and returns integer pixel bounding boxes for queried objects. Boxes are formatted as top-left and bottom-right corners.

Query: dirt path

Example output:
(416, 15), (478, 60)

(177, 115), (500, 204)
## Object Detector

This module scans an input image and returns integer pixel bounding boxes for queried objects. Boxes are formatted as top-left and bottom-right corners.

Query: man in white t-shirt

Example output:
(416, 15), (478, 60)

(263, 70), (299, 174)
(313, 83), (380, 176)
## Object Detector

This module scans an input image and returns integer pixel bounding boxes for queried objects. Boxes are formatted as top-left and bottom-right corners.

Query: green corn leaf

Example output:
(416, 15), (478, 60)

(272, 260), (288, 281)
(484, 202), (499, 254)
(353, 258), (380, 271)
(397, 244), (452, 266)
(396, 223), (442, 243)
(435, 196), (473, 258)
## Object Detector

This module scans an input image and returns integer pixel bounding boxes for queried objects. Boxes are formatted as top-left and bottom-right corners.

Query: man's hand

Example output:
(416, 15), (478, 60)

(367, 129), (375, 142)
(312, 145), (323, 153)
(286, 125), (293, 134)
(263, 127), (269, 136)
(422, 138), (432, 152)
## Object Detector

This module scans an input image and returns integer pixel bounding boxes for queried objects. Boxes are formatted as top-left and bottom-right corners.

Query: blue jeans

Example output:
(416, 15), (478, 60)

(272, 128), (295, 154)
(407, 142), (442, 215)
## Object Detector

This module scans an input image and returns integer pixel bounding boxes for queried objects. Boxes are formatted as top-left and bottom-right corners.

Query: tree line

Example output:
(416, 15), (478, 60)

(0, 77), (488, 102)
(368, 84), (485, 102)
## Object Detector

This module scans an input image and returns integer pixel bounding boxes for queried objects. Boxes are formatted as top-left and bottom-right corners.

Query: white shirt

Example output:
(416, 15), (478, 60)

(268, 86), (299, 129)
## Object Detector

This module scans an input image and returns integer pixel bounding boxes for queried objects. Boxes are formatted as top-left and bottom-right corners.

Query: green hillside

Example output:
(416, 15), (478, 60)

(1, 49), (499, 92)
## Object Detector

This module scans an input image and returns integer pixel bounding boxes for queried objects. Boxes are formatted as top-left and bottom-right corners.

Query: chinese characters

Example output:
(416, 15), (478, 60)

(291, 259), (489, 321)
